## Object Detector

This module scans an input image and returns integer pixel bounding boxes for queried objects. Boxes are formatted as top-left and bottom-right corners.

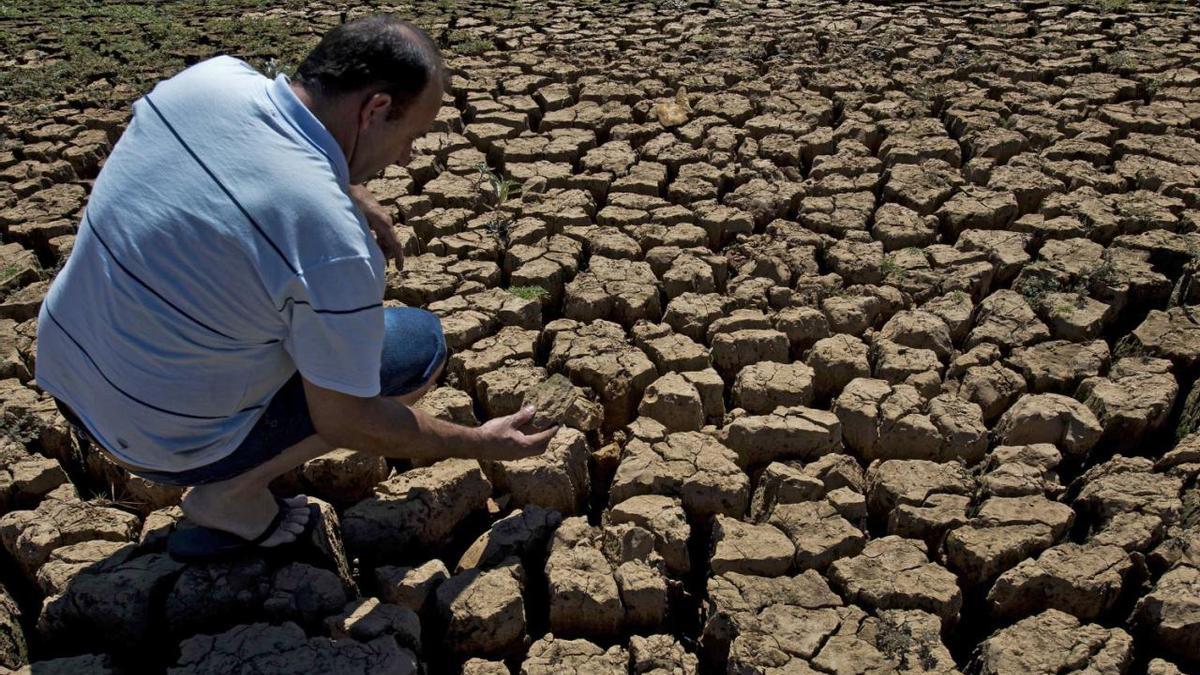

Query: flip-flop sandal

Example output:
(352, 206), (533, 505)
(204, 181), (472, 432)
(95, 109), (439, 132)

(167, 496), (318, 563)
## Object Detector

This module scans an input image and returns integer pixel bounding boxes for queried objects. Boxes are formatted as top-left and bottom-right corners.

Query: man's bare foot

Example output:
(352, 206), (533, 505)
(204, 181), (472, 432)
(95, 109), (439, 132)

(182, 485), (312, 547)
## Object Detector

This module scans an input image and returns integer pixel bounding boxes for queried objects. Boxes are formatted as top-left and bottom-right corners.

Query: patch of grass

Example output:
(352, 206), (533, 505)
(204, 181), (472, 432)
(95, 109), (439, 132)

(879, 258), (906, 281)
(1015, 273), (1063, 305)
(472, 162), (522, 249)
(507, 285), (548, 301)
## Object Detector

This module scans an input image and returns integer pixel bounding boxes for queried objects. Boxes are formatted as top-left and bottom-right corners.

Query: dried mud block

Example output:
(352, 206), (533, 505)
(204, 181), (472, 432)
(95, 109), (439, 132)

(1076, 357), (1178, 453)
(1006, 339), (1110, 394)
(978, 443), (1065, 499)
(992, 393), (1103, 460)
(709, 515), (794, 577)
(607, 495), (691, 576)
(456, 505), (562, 572)
(806, 334), (870, 401)
(169, 622), (418, 675)
(728, 606), (957, 674)
(867, 459), (974, 548)
(299, 449), (389, 507)
(966, 290), (1050, 353)
(38, 552), (185, 652)
(1074, 456), (1183, 551)
(710, 328), (790, 379)
(973, 609), (1132, 675)
(563, 257), (662, 327)
(545, 518), (626, 639)
(828, 536), (961, 623)
(719, 406), (841, 467)
(462, 658), (510, 675)
(325, 597), (421, 652)
(834, 379), (987, 464)
(701, 570), (842, 669)
(638, 372), (704, 432)
(1122, 307), (1200, 373)
(546, 319), (657, 431)
(988, 542), (1131, 621)
(519, 635), (629, 675)
(0, 484), (139, 581)
(732, 362), (815, 414)
(413, 386), (478, 426)
(342, 459), (491, 563)
(1133, 561), (1200, 665)
(518, 372), (601, 432)
(436, 557), (528, 658)
(0, 439), (66, 513)
(448, 326), (538, 394)
(482, 427), (589, 515)
(373, 559), (449, 612)
(768, 500), (865, 572)
(629, 634), (698, 674)
(943, 495), (1075, 588)
(609, 431), (749, 519)
(164, 557), (271, 638)
(631, 321), (711, 374)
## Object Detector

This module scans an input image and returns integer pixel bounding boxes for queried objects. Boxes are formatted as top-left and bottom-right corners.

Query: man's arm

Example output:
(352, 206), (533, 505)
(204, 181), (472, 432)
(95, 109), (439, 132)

(302, 376), (556, 462)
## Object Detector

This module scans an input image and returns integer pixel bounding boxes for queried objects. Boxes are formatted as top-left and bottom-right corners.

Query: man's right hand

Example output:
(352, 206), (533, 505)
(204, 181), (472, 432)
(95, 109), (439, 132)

(474, 407), (559, 461)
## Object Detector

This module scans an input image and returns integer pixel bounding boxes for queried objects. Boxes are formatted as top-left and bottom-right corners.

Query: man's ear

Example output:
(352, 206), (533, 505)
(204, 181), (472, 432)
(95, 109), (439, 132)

(359, 92), (393, 129)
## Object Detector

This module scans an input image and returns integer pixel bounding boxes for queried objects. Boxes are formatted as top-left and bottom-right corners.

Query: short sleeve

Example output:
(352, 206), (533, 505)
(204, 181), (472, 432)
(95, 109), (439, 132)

(280, 256), (384, 397)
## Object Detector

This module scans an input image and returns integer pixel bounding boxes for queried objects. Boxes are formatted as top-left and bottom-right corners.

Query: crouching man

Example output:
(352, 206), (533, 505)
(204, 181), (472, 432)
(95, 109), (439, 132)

(35, 15), (556, 561)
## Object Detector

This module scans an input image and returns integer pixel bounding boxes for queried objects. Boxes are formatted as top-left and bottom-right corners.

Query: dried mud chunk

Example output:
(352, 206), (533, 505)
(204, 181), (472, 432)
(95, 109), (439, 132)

(299, 449), (388, 507)
(748, 462), (824, 522)
(607, 495), (691, 576)
(710, 515), (795, 577)
(710, 328), (789, 379)
(170, 622), (417, 675)
(447, 326), (538, 394)
(544, 519), (624, 639)
(966, 290), (1049, 352)
(0, 486), (139, 579)
(461, 658), (509, 675)
(883, 159), (963, 216)
(39, 552), (185, 652)
(719, 406), (841, 468)
(457, 506), (562, 573)
(0, 440), (66, 512)
(829, 536), (962, 622)
(1034, 292), (1112, 341)
(987, 543), (1131, 621)
(563, 257), (661, 327)
(701, 570), (843, 668)
(1006, 339), (1109, 394)
(1133, 563), (1200, 663)
(732, 362), (815, 414)
(632, 321), (710, 374)
(798, 190), (874, 236)
(1123, 307), (1200, 372)
(724, 177), (804, 228)
(769, 500), (866, 571)
(436, 558), (527, 657)
(521, 373), (583, 430)
(943, 496), (1075, 588)
(484, 427), (589, 516)
(872, 203), (938, 251)
(520, 635), (628, 675)
(806, 334), (870, 401)
(955, 362), (1027, 423)
(547, 320), (658, 431)
(1077, 357), (1177, 453)
(374, 559), (449, 612)
(342, 459), (492, 562)
(609, 432), (749, 519)
(992, 393), (1103, 459)
(638, 372), (704, 433)
(866, 459), (974, 517)
(973, 609), (1132, 675)
(1075, 459), (1183, 525)
(0, 581), (24, 671)
(878, 310), (953, 361)
(629, 634), (698, 674)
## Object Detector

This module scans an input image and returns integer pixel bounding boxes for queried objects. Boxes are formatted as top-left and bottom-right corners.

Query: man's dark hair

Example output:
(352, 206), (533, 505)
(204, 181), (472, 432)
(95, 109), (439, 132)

(295, 15), (445, 120)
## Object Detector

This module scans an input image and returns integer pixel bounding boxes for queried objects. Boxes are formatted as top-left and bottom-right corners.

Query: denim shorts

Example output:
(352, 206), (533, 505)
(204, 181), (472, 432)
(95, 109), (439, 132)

(57, 307), (447, 487)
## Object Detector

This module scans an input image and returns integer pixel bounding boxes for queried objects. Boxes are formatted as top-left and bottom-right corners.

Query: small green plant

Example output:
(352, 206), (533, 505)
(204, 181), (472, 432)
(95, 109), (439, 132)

(879, 258), (906, 281)
(1016, 274), (1063, 305)
(472, 163), (521, 249)
(951, 289), (968, 303)
(507, 285), (548, 301)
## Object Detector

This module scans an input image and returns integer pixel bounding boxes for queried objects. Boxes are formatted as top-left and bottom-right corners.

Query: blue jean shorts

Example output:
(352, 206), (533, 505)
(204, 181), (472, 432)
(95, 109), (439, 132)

(57, 307), (447, 487)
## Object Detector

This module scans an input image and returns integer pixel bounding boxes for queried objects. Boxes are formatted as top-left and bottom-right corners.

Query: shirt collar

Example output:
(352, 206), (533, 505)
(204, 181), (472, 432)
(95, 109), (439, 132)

(266, 73), (350, 188)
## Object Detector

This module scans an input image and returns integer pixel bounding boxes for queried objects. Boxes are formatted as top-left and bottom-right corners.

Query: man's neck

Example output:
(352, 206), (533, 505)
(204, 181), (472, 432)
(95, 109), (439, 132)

(290, 81), (356, 173)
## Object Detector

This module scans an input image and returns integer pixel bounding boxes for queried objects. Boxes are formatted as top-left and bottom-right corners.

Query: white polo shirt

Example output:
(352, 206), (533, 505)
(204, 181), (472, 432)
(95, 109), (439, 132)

(35, 56), (386, 472)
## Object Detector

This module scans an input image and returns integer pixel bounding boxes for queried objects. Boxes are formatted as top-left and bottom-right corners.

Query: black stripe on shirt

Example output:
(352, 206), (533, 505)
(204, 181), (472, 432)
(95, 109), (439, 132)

(44, 305), (264, 419)
(276, 297), (383, 315)
(144, 95), (300, 276)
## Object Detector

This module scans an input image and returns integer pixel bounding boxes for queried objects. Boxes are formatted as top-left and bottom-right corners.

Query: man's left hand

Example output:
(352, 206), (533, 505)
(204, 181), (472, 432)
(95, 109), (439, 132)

(349, 184), (404, 271)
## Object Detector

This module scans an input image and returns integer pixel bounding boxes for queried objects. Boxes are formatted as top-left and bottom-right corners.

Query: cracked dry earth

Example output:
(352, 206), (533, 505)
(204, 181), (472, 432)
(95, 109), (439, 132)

(1, 0), (1200, 673)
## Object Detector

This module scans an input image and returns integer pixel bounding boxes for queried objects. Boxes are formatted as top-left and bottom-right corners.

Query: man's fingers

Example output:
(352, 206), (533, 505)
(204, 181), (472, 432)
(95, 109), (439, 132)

(524, 424), (559, 449)
(509, 406), (537, 428)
